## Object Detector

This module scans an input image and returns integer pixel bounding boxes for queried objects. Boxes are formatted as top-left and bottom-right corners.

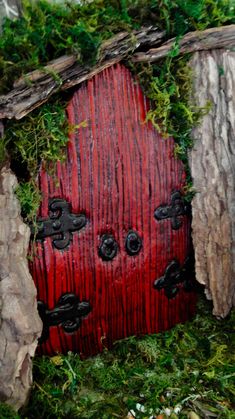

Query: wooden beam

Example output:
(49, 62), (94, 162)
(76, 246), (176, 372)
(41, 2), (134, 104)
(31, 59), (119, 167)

(132, 25), (235, 62)
(0, 27), (165, 120)
(1, 25), (235, 120)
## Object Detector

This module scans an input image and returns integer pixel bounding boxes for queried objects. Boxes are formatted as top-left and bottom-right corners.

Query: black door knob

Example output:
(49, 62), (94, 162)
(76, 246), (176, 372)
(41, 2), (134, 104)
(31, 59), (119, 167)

(98, 234), (118, 261)
(125, 231), (142, 256)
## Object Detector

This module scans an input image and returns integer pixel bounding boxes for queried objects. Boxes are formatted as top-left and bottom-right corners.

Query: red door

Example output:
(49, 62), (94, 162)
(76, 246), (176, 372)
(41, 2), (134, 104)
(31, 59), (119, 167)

(30, 64), (196, 356)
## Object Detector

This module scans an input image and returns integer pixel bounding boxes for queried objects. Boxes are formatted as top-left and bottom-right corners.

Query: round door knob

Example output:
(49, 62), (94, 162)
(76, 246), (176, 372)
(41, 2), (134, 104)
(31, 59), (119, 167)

(98, 234), (118, 261)
(125, 231), (142, 256)
(52, 220), (62, 230)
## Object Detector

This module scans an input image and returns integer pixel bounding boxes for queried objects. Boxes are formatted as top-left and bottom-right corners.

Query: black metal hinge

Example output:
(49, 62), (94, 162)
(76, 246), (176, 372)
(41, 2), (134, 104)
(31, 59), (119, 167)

(38, 293), (91, 343)
(154, 191), (189, 230)
(153, 256), (194, 299)
(31, 199), (87, 250)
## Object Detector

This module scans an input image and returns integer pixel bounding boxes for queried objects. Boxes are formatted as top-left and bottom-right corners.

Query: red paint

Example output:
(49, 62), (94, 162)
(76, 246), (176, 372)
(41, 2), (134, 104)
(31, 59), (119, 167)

(30, 64), (196, 356)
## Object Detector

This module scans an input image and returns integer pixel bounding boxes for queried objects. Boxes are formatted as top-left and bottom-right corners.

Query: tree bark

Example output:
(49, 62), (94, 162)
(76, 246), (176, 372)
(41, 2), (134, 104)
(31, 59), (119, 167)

(0, 1), (43, 411)
(189, 49), (235, 318)
(0, 165), (42, 410)
(1, 25), (235, 120)
(0, 27), (165, 120)
(132, 25), (235, 62)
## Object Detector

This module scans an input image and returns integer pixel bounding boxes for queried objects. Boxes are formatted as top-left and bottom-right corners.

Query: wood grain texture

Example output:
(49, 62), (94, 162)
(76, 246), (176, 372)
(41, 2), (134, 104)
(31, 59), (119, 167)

(30, 64), (196, 356)
(189, 50), (235, 318)
(132, 25), (235, 62)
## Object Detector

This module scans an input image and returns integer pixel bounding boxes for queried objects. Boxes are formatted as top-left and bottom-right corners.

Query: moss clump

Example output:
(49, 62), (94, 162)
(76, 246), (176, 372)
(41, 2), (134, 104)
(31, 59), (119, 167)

(130, 47), (211, 198)
(128, 0), (235, 35)
(3, 100), (69, 177)
(15, 296), (235, 419)
(14, 182), (41, 224)
(0, 403), (20, 419)
(0, 0), (133, 94)
(2, 99), (69, 222)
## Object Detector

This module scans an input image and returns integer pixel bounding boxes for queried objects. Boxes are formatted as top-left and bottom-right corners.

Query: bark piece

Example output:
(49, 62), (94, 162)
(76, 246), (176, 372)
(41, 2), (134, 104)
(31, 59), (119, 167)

(0, 27), (165, 120)
(132, 25), (235, 62)
(1, 25), (235, 120)
(0, 165), (42, 410)
(189, 49), (235, 318)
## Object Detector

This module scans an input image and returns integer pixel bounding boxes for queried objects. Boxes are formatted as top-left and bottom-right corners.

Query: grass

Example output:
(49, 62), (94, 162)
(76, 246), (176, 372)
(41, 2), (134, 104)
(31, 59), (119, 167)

(0, 295), (232, 419)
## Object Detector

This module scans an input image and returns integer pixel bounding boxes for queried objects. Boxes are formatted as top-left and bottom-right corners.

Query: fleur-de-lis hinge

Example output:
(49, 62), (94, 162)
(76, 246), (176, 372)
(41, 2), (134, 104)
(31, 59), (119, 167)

(38, 293), (91, 343)
(31, 199), (87, 249)
(153, 257), (194, 299)
(154, 191), (189, 230)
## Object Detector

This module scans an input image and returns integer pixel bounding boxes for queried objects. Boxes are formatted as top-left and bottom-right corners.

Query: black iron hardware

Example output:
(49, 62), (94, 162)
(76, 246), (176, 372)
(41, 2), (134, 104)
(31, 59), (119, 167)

(31, 199), (87, 249)
(154, 191), (189, 230)
(125, 231), (142, 256)
(38, 293), (91, 343)
(98, 234), (118, 261)
(153, 257), (193, 299)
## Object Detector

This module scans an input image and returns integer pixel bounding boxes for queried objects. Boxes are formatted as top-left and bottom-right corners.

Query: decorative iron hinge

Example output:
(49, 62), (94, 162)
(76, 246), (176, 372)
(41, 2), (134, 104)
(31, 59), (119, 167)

(153, 257), (194, 299)
(154, 191), (189, 230)
(38, 293), (91, 343)
(31, 199), (87, 249)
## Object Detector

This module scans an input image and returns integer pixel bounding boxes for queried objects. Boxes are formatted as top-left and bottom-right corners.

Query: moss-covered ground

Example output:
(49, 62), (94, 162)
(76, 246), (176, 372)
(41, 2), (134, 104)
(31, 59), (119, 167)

(1, 295), (234, 419)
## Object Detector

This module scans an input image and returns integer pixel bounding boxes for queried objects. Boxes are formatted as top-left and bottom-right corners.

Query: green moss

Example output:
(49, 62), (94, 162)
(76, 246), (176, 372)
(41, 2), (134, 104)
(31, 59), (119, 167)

(129, 49), (211, 196)
(3, 100), (68, 177)
(0, 403), (20, 419)
(127, 0), (235, 35)
(146, 54), (210, 195)
(2, 99), (69, 222)
(0, 0), (133, 94)
(15, 296), (235, 419)
(15, 182), (41, 224)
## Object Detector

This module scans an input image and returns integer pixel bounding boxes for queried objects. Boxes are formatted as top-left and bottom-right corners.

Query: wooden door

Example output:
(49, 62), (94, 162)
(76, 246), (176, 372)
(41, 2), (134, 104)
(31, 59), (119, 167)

(30, 64), (196, 356)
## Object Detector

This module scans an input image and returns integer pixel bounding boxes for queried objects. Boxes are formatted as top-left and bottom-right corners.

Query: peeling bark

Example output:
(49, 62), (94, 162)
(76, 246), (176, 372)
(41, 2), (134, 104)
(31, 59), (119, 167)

(189, 49), (235, 318)
(132, 25), (235, 63)
(0, 165), (42, 410)
(1, 25), (235, 121)
(0, 27), (165, 119)
(0, 2), (43, 410)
